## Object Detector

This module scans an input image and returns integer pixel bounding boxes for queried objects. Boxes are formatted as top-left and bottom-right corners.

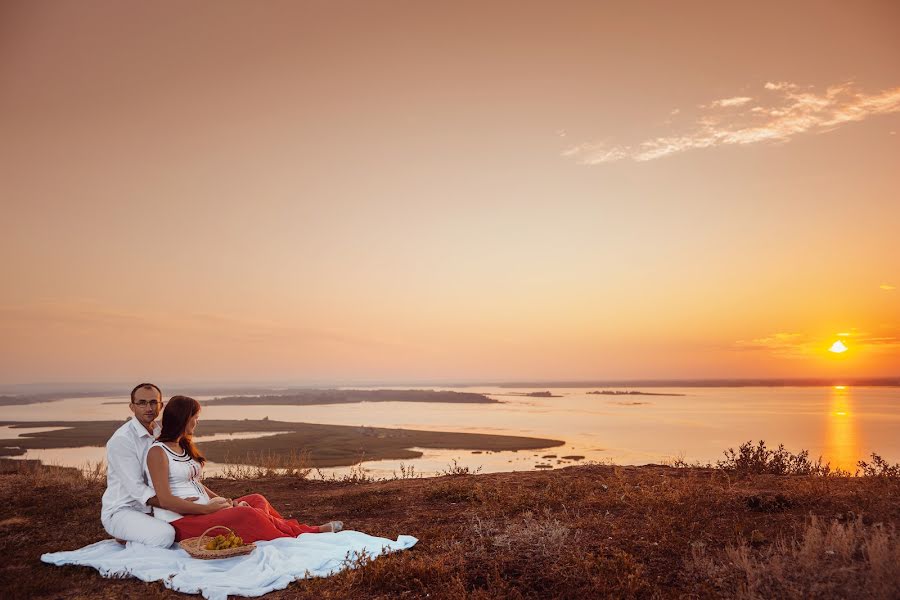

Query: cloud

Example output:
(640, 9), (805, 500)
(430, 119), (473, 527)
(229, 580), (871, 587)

(880, 283), (896, 290)
(733, 332), (812, 358)
(710, 96), (753, 108)
(733, 329), (900, 358)
(564, 81), (900, 164)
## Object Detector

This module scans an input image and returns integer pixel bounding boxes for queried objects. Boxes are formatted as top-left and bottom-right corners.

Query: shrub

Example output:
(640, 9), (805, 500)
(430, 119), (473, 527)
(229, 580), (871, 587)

(390, 462), (421, 480)
(716, 440), (837, 477)
(312, 462), (382, 484)
(440, 459), (483, 476)
(857, 454), (900, 478)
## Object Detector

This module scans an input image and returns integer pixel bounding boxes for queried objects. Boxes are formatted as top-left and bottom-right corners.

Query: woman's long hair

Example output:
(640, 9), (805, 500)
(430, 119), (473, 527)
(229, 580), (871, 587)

(157, 395), (206, 465)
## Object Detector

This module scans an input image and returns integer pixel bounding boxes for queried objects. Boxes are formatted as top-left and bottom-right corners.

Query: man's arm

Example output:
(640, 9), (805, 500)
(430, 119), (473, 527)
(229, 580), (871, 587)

(106, 436), (158, 508)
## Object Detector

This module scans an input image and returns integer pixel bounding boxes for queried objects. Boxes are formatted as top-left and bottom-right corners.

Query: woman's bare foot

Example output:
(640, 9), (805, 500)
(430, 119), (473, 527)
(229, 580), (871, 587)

(318, 521), (343, 533)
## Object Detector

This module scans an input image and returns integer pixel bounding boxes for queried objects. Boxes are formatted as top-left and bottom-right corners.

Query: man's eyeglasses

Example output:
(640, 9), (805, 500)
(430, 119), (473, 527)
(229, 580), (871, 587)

(132, 400), (161, 408)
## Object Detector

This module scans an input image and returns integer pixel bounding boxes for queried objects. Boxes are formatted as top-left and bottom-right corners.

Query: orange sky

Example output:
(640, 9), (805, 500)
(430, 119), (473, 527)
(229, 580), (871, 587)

(1, 1), (898, 385)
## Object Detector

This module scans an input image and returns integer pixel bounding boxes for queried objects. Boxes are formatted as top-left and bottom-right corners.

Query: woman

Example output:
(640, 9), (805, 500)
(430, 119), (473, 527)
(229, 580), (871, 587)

(145, 395), (342, 543)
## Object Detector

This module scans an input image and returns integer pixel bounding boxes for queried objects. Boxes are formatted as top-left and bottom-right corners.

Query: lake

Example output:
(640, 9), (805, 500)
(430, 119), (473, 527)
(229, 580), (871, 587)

(2, 385), (898, 477)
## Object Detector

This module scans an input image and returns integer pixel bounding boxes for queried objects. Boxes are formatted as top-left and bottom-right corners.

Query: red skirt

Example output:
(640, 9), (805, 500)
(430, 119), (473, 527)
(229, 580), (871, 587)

(171, 493), (320, 543)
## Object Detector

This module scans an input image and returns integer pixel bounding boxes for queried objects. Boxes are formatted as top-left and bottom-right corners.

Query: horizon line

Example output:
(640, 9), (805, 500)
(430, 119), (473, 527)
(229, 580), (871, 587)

(3, 376), (900, 394)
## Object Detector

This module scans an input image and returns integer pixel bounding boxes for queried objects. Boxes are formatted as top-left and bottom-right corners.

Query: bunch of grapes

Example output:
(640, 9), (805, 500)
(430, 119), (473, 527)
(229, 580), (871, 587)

(204, 532), (244, 550)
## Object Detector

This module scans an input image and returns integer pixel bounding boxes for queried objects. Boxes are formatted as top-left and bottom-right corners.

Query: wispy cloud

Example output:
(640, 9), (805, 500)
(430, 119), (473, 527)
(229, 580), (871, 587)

(733, 332), (812, 358)
(709, 96), (753, 108)
(733, 329), (900, 358)
(564, 81), (900, 164)
(880, 283), (896, 291)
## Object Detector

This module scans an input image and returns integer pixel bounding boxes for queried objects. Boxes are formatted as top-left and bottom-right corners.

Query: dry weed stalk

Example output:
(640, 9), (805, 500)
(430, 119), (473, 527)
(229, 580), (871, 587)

(216, 448), (312, 479)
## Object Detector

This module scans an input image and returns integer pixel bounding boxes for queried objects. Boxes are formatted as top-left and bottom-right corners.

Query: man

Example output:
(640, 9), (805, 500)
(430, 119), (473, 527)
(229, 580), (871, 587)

(100, 383), (183, 547)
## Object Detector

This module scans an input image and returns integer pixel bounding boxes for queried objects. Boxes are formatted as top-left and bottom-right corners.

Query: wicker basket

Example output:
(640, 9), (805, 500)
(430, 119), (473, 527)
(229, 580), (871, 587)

(179, 525), (256, 560)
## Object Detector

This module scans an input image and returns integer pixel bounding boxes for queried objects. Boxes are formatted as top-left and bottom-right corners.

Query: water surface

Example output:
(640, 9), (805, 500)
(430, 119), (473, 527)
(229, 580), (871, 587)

(3, 386), (897, 475)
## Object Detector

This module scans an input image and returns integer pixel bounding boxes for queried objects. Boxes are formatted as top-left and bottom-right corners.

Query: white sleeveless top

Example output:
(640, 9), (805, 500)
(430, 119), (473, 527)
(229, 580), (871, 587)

(145, 440), (211, 523)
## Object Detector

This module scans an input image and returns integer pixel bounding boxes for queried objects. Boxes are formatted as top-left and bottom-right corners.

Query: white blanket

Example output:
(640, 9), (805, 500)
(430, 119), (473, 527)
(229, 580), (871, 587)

(41, 531), (418, 600)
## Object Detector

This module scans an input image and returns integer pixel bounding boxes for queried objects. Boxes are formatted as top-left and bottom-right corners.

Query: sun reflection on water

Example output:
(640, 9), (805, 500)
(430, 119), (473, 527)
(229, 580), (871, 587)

(825, 385), (859, 471)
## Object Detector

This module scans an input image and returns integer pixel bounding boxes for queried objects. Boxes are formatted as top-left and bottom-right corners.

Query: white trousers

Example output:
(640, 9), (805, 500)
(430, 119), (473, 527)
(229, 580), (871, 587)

(102, 509), (175, 548)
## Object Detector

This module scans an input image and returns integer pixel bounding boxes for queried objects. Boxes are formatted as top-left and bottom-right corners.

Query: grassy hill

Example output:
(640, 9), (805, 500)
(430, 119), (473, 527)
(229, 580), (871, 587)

(2, 447), (898, 599)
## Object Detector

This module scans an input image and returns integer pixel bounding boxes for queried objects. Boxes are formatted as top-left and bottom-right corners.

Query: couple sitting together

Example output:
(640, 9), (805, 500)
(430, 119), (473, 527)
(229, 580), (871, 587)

(101, 382), (342, 548)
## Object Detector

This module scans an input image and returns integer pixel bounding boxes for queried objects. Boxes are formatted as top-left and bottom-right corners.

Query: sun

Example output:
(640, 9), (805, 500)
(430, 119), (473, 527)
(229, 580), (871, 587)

(828, 340), (848, 353)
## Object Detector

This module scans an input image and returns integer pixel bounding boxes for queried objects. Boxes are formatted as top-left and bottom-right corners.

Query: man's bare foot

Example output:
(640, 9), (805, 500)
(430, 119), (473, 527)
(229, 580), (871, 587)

(318, 521), (343, 533)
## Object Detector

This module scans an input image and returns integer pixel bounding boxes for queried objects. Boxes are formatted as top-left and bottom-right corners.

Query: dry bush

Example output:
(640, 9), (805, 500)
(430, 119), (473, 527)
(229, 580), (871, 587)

(663, 451), (713, 469)
(311, 462), (382, 484)
(440, 459), (483, 476)
(857, 454), (900, 478)
(689, 515), (900, 599)
(390, 462), (421, 480)
(338, 462), (381, 484)
(717, 440), (846, 477)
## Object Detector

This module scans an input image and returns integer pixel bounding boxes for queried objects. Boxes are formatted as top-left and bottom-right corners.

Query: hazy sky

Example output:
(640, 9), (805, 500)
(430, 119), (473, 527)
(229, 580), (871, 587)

(1, 1), (898, 385)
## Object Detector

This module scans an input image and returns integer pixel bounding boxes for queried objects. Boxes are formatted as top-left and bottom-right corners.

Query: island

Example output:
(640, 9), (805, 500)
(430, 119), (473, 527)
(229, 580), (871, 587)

(492, 391), (562, 398)
(588, 390), (685, 397)
(202, 389), (499, 406)
(0, 419), (563, 468)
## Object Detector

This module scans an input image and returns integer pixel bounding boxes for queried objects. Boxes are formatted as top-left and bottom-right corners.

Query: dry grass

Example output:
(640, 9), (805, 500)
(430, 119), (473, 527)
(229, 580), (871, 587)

(440, 459), (484, 476)
(217, 448), (314, 479)
(4, 458), (107, 491)
(2, 442), (899, 599)
(689, 515), (900, 599)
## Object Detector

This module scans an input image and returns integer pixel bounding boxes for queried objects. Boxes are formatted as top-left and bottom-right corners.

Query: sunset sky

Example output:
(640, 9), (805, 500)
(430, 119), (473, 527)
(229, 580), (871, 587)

(1, 1), (898, 386)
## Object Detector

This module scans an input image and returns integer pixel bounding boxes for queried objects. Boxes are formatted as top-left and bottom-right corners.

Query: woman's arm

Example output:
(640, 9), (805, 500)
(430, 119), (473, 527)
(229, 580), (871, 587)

(147, 447), (229, 515)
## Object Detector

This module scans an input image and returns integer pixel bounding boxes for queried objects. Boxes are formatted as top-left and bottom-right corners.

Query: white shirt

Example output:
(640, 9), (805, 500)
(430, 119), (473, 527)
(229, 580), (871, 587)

(101, 417), (161, 525)
(144, 440), (210, 523)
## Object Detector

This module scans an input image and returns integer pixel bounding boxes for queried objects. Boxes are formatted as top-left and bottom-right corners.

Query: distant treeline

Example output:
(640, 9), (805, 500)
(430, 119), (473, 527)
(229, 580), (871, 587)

(588, 390), (685, 397)
(493, 377), (900, 388)
(0, 392), (118, 406)
(204, 389), (498, 406)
